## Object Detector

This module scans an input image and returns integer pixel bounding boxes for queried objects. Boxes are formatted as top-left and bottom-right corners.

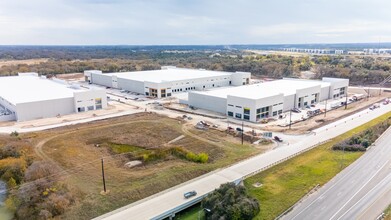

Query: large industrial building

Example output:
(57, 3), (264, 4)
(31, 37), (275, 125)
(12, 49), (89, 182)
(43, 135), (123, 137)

(84, 66), (251, 98)
(0, 73), (108, 122)
(186, 77), (349, 122)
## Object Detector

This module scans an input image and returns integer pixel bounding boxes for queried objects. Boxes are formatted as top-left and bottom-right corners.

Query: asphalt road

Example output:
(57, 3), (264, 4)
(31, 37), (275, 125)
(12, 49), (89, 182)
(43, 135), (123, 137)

(284, 120), (391, 220)
(95, 103), (391, 220)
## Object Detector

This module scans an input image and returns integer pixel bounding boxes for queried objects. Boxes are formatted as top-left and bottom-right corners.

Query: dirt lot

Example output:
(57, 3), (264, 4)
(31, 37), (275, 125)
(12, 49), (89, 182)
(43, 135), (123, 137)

(15, 113), (266, 219)
(263, 94), (391, 134)
(56, 72), (84, 81)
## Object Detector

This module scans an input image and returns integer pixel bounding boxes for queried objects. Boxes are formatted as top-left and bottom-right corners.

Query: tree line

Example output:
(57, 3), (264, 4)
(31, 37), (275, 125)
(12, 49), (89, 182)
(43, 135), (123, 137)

(1, 47), (391, 85)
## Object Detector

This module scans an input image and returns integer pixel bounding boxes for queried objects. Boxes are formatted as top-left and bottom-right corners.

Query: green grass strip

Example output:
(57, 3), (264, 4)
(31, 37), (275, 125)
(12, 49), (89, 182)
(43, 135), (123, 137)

(245, 111), (391, 220)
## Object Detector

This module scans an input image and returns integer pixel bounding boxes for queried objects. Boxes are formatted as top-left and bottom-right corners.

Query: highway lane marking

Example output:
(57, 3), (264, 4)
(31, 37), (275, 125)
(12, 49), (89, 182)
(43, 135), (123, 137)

(289, 154), (385, 220)
(329, 160), (389, 220)
(355, 175), (391, 219)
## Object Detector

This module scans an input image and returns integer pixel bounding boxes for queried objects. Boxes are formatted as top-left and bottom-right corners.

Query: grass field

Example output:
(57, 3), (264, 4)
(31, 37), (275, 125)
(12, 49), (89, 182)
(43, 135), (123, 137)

(245, 111), (391, 220)
(37, 113), (264, 219)
(174, 111), (391, 220)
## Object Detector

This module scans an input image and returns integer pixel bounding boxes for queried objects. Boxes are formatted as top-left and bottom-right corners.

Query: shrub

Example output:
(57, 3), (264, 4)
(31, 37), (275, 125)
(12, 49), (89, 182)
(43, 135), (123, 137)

(10, 131), (19, 137)
(24, 161), (59, 181)
(333, 119), (391, 152)
(13, 162), (76, 219)
(0, 145), (22, 159)
(197, 153), (209, 163)
(202, 183), (260, 220)
(142, 150), (167, 163)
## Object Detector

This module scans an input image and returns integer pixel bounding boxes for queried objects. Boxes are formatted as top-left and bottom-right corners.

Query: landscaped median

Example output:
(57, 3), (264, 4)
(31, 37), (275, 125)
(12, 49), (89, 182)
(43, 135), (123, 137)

(245, 111), (391, 220)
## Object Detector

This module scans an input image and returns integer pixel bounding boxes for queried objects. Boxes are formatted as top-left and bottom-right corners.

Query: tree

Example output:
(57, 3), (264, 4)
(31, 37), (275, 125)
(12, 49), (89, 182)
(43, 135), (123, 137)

(202, 183), (260, 220)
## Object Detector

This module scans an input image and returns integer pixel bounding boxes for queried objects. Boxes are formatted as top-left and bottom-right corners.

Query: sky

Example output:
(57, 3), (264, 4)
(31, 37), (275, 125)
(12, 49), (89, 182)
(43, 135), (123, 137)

(0, 0), (391, 45)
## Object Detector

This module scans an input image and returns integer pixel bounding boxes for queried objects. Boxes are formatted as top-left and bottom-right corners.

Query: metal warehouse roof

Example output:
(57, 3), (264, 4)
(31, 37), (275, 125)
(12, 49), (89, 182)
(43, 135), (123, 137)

(190, 78), (331, 100)
(0, 75), (86, 105)
(104, 68), (235, 83)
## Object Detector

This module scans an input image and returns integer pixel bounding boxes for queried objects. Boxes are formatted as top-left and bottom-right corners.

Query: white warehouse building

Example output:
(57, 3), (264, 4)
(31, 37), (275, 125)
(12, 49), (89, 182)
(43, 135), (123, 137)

(84, 66), (251, 98)
(186, 77), (349, 122)
(0, 73), (108, 122)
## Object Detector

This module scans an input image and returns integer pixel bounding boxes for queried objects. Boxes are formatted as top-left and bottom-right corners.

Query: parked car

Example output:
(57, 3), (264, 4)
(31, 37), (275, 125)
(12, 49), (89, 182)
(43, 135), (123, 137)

(236, 127), (243, 132)
(274, 136), (283, 142)
(291, 108), (301, 113)
(184, 190), (197, 199)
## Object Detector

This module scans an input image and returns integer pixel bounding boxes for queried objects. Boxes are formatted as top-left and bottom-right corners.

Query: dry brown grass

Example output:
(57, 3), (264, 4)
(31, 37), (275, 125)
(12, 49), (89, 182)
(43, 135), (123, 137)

(30, 113), (262, 219)
(0, 58), (48, 68)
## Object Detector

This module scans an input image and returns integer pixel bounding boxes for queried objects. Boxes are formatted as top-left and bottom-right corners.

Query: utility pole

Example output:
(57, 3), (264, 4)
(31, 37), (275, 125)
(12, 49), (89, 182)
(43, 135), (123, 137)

(289, 109), (292, 129)
(324, 99), (328, 117)
(101, 158), (106, 193)
(241, 121), (244, 145)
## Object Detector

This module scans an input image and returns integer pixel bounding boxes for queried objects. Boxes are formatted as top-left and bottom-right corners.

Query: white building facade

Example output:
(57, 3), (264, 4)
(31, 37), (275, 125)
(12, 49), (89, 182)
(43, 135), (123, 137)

(187, 78), (349, 122)
(0, 74), (107, 122)
(84, 66), (251, 98)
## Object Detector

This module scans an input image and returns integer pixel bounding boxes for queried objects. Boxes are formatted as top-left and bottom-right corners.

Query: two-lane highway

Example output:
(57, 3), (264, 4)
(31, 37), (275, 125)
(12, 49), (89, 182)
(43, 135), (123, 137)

(284, 123), (391, 220)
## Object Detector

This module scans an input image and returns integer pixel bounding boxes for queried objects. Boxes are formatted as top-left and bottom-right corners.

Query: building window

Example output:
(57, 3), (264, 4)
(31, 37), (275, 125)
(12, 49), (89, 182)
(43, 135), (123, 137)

(244, 115), (250, 120)
(228, 104), (234, 107)
(273, 111), (277, 116)
(235, 113), (242, 119)
(161, 89), (166, 98)
(243, 107), (250, 115)
(150, 88), (158, 97)
(145, 92), (149, 95)
(236, 106), (242, 108)
(256, 105), (271, 120)
(278, 110), (283, 114)
(77, 107), (85, 112)
(87, 106), (94, 111)
(95, 98), (102, 109)
(228, 111), (233, 116)
(167, 93), (171, 97)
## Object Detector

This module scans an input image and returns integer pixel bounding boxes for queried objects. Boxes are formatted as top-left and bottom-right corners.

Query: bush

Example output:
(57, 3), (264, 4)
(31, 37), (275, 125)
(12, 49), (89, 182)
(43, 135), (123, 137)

(202, 183), (260, 220)
(0, 145), (22, 159)
(142, 150), (167, 163)
(10, 131), (19, 137)
(333, 119), (391, 152)
(13, 162), (76, 220)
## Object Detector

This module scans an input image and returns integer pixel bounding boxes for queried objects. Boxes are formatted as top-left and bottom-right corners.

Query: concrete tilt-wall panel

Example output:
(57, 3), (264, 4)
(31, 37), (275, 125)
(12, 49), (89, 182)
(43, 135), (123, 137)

(188, 92), (227, 114)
